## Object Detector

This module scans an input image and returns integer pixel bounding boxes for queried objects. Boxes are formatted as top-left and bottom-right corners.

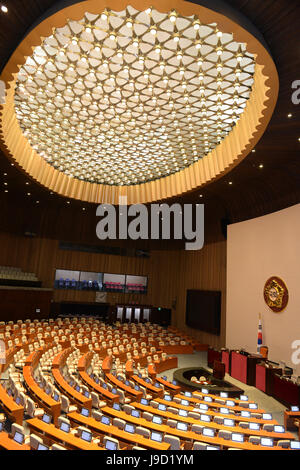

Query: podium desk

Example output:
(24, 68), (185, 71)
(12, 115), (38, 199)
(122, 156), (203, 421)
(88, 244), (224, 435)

(230, 351), (264, 386)
(207, 348), (222, 369)
(255, 363), (282, 395)
(273, 374), (300, 407)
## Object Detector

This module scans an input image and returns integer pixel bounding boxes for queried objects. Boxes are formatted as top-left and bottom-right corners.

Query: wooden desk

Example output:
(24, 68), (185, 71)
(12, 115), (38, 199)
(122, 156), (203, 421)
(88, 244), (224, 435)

(284, 410), (300, 430)
(102, 355), (113, 373)
(174, 394), (265, 414)
(154, 356), (178, 374)
(191, 391), (254, 406)
(79, 370), (119, 404)
(23, 352), (61, 426)
(106, 373), (143, 400)
(124, 402), (293, 440)
(52, 368), (92, 410)
(125, 360), (134, 377)
(0, 432), (30, 450)
(132, 375), (164, 397)
(67, 412), (170, 450)
(27, 418), (103, 450)
(0, 384), (24, 425)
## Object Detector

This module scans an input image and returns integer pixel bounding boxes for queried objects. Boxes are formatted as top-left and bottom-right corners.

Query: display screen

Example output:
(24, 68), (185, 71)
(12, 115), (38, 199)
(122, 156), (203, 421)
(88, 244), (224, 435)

(185, 290), (221, 334)
(151, 431), (163, 442)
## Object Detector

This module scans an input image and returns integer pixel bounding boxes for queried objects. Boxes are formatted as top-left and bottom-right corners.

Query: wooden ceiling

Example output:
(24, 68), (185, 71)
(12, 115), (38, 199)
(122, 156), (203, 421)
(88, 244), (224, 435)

(0, 0), (299, 247)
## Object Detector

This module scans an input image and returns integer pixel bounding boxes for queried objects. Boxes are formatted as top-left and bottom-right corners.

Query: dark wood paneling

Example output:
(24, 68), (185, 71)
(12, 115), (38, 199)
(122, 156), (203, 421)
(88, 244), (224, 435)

(0, 288), (52, 321)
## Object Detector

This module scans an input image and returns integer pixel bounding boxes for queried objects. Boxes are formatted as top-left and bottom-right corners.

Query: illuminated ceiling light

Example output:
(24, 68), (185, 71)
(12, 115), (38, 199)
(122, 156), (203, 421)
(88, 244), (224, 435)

(228, 181), (233, 185)
(101, 11), (108, 21)
(150, 26), (157, 35)
(287, 113), (292, 118)
(169, 11), (177, 23)
(1, 5), (8, 13)
(259, 164), (264, 168)
(193, 21), (200, 30)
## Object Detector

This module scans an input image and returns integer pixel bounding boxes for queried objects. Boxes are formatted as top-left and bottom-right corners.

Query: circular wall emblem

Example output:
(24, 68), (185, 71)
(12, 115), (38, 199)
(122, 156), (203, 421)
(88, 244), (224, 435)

(264, 277), (288, 312)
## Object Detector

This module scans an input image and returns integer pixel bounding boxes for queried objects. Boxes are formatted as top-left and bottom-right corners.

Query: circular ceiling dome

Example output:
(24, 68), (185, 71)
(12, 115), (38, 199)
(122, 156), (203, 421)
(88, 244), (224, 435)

(14, 6), (255, 186)
(0, 0), (278, 204)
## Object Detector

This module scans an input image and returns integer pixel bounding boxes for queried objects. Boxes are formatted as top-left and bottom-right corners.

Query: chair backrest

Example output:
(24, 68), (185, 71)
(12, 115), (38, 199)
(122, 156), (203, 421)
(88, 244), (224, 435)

(164, 434), (180, 450)
(136, 426), (150, 438)
(193, 441), (207, 450)
(112, 418), (126, 430)
(30, 433), (43, 450)
(103, 436), (119, 450)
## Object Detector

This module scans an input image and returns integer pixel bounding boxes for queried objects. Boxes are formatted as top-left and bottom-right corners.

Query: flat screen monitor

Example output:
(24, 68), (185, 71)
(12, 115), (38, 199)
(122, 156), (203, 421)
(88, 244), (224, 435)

(220, 407), (229, 414)
(203, 427), (215, 437)
(105, 440), (118, 450)
(232, 433), (244, 443)
(199, 404), (208, 411)
(181, 399), (189, 406)
(164, 395), (172, 402)
(226, 400), (235, 407)
(53, 393), (60, 402)
(241, 411), (251, 418)
(261, 437), (273, 447)
(111, 388), (117, 395)
(162, 376), (167, 381)
(207, 446), (220, 450)
(81, 408), (89, 417)
(81, 430), (92, 442)
(153, 416), (162, 425)
(220, 392), (228, 398)
(201, 388), (209, 394)
(102, 383), (107, 390)
(95, 377), (99, 384)
(158, 404), (166, 411)
(138, 373), (142, 378)
(101, 416), (110, 426)
(124, 423), (135, 434)
(69, 380), (74, 387)
(113, 403), (120, 411)
(204, 396), (212, 402)
(84, 391), (90, 398)
(262, 413), (272, 420)
(75, 385), (81, 392)
(224, 419), (235, 427)
(179, 409), (188, 417)
(60, 422), (70, 433)
(37, 444), (49, 450)
(134, 385), (140, 391)
(151, 431), (163, 443)
(176, 422), (188, 431)
(240, 395), (248, 401)
(249, 423), (260, 431)
(42, 414), (51, 424)
(141, 398), (148, 405)
(131, 410), (140, 418)
(13, 431), (24, 444)
(185, 392), (192, 397)
(291, 406), (299, 412)
(0, 423), (2, 432)
(145, 378), (151, 383)
(290, 441), (300, 449)
(201, 414), (211, 422)
(249, 403), (258, 409)
(154, 383), (160, 388)
(274, 425), (285, 433)
(125, 380), (130, 386)
(15, 396), (21, 405)
(172, 381), (177, 386)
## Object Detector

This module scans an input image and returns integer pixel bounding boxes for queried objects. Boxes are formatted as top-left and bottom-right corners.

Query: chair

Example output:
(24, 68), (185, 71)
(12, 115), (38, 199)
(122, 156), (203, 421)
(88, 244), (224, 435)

(123, 404), (135, 415)
(91, 410), (103, 422)
(26, 397), (44, 418)
(166, 419), (177, 428)
(91, 391), (106, 409)
(136, 426), (150, 439)
(218, 430), (232, 440)
(113, 418), (126, 430)
(51, 443), (66, 450)
(249, 435), (260, 445)
(142, 412), (153, 422)
(262, 423), (274, 432)
(193, 441), (207, 450)
(30, 433), (43, 450)
(61, 394), (78, 413)
(191, 424), (204, 434)
(164, 434), (181, 450)
(277, 440), (291, 449)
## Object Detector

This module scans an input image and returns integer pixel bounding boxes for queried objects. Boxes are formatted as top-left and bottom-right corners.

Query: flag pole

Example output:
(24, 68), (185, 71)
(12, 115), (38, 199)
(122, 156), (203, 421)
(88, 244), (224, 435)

(257, 313), (263, 353)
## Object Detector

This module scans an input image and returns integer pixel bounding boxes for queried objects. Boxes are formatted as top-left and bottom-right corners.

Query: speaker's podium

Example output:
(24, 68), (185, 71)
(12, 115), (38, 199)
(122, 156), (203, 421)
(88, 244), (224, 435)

(213, 360), (225, 380)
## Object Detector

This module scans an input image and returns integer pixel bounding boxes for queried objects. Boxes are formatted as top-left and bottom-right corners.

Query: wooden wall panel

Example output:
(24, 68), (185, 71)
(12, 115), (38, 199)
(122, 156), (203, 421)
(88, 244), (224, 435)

(0, 231), (226, 347)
